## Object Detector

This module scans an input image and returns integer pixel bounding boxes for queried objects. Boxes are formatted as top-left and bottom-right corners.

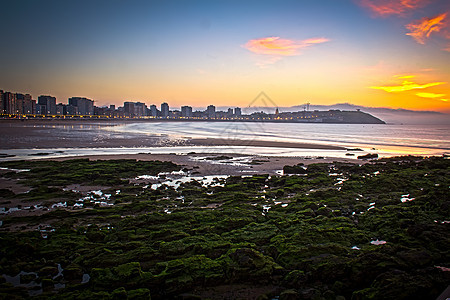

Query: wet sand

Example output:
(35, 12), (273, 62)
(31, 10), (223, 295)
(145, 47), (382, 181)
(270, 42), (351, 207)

(188, 138), (345, 150)
(0, 119), (345, 150)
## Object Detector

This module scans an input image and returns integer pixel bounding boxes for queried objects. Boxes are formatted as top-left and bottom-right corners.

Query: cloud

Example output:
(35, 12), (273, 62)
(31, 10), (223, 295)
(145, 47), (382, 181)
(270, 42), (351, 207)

(370, 79), (446, 92)
(243, 36), (329, 67)
(406, 13), (448, 44)
(357, 0), (429, 17)
(416, 92), (446, 98)
(244, 37), (329, 56)
(395, 75), (415, 79)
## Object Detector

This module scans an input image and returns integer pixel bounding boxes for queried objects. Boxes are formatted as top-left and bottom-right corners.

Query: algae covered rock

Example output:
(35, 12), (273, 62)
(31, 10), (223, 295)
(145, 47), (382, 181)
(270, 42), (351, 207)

(91, 262), (152, 290)
(221, 248), (284, 283)
(63, 263), (84, 281)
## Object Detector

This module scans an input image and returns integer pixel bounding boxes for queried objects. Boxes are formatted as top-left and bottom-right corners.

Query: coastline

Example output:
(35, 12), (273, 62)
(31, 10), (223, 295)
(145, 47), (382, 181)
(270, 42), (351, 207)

(1, 119), (448, 159)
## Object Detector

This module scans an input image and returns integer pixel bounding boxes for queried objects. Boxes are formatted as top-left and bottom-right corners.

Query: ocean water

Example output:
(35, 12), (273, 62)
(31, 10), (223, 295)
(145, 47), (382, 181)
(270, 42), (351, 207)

(1, 121), (449, 160)
(106, 122), (450, 155)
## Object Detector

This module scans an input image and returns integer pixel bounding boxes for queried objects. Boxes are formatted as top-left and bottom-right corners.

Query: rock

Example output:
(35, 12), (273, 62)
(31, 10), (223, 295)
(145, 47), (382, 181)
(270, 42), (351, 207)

(112, 287), (128, 299)
(357, 153), (378, 160)
(63, 263), (83, 281)
(128, 288), (151, 299)
(280, 289), (300, 300)
(39, 266), (58, 277)
(20, 273), (37, 284)
(41, 278), (54, 289)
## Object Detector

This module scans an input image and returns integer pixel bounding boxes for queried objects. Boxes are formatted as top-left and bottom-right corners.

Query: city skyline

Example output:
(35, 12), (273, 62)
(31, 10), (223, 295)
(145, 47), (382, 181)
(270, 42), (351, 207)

(1, 0), (449, 113)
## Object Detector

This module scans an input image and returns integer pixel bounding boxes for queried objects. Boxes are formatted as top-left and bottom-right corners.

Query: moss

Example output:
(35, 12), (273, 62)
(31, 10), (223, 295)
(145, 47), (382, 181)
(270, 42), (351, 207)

(0, 156), (448, 299)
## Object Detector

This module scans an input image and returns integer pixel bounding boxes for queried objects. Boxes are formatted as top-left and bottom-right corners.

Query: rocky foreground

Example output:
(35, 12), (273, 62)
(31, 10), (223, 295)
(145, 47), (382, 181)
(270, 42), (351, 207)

(0, 156), (449, 299)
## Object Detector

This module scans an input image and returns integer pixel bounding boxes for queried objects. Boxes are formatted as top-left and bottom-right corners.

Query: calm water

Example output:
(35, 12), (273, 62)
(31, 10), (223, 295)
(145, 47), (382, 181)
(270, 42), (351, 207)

(1, 121), (449, 160)
(106, 122), (450, 154)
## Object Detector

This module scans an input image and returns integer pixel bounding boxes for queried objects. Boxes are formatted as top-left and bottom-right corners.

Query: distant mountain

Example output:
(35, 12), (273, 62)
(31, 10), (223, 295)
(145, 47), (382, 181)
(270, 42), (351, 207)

(228, 103), (450, 125)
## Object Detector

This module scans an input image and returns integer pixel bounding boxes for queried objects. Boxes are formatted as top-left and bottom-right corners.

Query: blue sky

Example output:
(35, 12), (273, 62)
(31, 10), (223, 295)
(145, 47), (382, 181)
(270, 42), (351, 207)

(1, 0), (449, 112)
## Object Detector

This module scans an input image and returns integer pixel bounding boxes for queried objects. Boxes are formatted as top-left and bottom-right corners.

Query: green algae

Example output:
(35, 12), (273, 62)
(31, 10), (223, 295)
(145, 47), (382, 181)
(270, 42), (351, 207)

(0, 156), (448, 299)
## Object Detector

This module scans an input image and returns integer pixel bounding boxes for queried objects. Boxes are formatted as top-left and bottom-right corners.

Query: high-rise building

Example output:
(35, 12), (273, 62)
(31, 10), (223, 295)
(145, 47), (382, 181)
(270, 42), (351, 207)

(68, 97), (94, 115)
(149, 104), (158, 117)
(161, 102), (169, 118)
(0, 90), (4, 114)
(3, 92), (17, 114)
(124, 101), (147, 117)
(16, 93), (34, 114)
(206, 105), (216, 118)
(15, 94), (24, 114)
(124, 102), (135, 117)
(181, 106), (193, 118)
(234, 107), (242, 117)
(38, 95), (57, 115)
(134, 102), (147, 117)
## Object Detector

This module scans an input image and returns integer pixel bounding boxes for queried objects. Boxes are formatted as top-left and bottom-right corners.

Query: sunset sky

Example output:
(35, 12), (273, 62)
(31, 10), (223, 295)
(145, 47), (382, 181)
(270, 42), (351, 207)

(1, 0), (449, 113)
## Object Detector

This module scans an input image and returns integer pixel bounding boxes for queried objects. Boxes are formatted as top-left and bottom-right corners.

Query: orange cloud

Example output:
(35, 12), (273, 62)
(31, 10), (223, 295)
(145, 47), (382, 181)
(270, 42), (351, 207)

(357, 0), (429, 17)
(416, 92), (446, 98)
(371, 79), (446, 92)
(244, 36), (329, 56)
(406, 13), (448, 44)
(395, 75), (415, 79)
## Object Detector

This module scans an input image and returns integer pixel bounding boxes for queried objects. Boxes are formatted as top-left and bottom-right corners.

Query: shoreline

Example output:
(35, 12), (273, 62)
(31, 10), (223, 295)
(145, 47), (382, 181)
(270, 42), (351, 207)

(187, 138), (346, 150)
(1, 119), (448, 158)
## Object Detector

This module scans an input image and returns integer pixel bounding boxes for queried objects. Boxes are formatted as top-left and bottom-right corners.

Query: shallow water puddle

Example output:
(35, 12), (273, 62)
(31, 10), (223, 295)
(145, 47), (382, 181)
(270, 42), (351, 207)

(370, 239), (387, 245)
(75, 190), (114, 208)
(400, 194), (415, 202)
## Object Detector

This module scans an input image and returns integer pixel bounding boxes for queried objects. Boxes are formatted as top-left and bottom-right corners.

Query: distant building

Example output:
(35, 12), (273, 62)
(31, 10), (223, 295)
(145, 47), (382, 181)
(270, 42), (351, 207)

(4, 92), (17, 114)
(0, 90), (4, 113)
(181, 106), (193, 118)
(134, 102), (147, 117)
(161, 102), (169, 118)
(38, 95), (57, 115)
(234, 107), (242, 117)
(170, 110), (181, 118)
(124, 101), (147, 117)
(68, 97), (94, 115)
(227, 108), (233, 117)
(149, 104), (158, 117)
(56, 103), (64, 115)
(15, 94), (24, 114)
(124, 102), (135, 117)
(64, 105), (78, 116)
(16, 93), (34, 114)
(206, 105), (216, 118)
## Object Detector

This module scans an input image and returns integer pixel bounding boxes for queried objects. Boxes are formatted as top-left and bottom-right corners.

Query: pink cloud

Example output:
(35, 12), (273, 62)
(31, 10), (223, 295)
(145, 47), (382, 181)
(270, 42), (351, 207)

(357, 0), (430, 17)
(243, 36), (329, 57)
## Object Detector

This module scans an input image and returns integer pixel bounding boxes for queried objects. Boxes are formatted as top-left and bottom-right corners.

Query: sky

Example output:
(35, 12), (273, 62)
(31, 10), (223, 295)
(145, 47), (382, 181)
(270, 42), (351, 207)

(1, 0), (450, 113)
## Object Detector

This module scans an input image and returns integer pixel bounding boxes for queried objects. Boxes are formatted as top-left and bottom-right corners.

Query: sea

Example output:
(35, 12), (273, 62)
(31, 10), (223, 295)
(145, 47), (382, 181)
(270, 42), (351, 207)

(0, 121), (449, 161)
